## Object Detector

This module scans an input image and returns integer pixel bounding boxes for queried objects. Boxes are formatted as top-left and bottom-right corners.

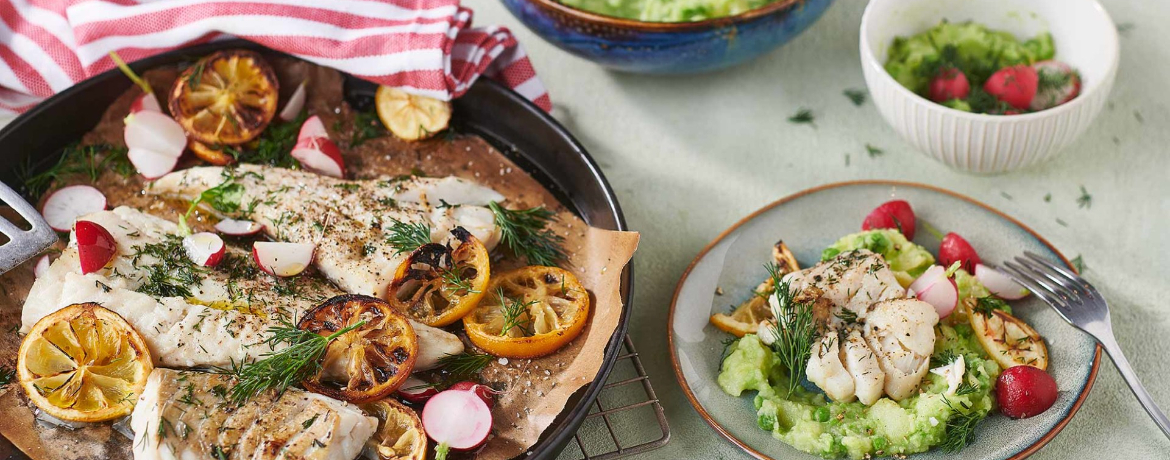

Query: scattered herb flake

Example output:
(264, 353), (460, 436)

(1076, 185), (1092, 209)
(843, 89), (867, 106)
(787, 108), (815, 126)
(1043, 193), (1052, 203)
(1000, 191), (1013, 200)
(1071, 255), (1085, 273)
(865, 144), (884, 157)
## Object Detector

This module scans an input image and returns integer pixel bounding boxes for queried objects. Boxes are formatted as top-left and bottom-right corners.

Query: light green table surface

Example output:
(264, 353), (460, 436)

(471, 0), (1170, 458)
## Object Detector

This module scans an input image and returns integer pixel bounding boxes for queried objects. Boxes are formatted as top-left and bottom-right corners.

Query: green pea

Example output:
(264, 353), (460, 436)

(814, 406), (831, 422)
(873, 436), (888, 451)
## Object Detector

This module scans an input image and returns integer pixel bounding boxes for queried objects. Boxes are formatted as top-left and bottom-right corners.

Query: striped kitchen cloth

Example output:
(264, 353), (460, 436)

(0, 0), (551, 115)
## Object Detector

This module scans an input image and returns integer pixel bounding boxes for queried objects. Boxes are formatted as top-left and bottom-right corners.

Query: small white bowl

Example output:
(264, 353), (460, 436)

(860, 0), (1119, 174)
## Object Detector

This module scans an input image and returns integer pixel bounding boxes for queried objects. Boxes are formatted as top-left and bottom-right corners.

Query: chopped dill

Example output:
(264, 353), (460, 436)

(865, 144), (884, 157)
(972, 295), (1010, 317)
(843, 89), (867, 106)
(132, 234), (203, 298)
(0, 366), (13, 386)
(18, 143), (132, 198)
(939, 397), (987, 453)
(788, 108), (816, 126)
(488, 202), (566, 266)
(348, 110), (387, 147)
(1076, 185), (1092, 209)
(224, 112), (306, 169)
(386, 220), (431, 255)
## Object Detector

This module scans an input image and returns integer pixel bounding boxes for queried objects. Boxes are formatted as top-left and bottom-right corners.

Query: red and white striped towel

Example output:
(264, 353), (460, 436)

(0, 0), (550, 115)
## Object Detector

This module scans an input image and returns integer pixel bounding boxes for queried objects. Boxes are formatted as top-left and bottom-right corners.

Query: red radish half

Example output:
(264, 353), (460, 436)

(996, 365), (1058, 418)
(984, 65), (1039, 111)
(448, 381), (496, 409)
(252, 241), (314, 277)
(127, 147), (179, 179)
(422, 387), (492, 456)
(975, 264), (1029, 300)
(279, 81), (307, 122)
(41, 185), (107, 232)
(34, 254), (51, 278)
(291, 136), (345, 178)
(130, 92), (162, 114)
(297, 115), (329, 142)
(182, 232), (225, 267)
(214, 218), (264, 236)
(123, 111), (186, 158)
(908, 265), (957, 318)
(938, 232), (981, 273)
(397, 376), (438, 403)
(1031, 60), (1081, 111)
(929, 68), (970, 103)
(75, 220), (117, 274)
(862, 200), (916, 240)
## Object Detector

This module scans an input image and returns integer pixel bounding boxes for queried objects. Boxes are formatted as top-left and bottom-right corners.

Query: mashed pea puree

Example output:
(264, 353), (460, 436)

(559, 0), (782, 22)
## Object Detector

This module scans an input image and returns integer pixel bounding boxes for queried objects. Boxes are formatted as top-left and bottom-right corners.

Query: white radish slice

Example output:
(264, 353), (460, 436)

(422, 388), (492, 452)
(975, 264), (1029, 300)
(917, 278), (959, 318)
(397, 376), (438, 403)
(214, 218), (264, 236)
(130, 92), (162, 114)
(182, 232), (225, 267)
(33, 254), (51, 278)
(908, 265), (945, 295)
(279, 81), (307, 121)
(127, 147), (179, 179)
(297, 115), (329, 141)
(291, 136), (345, 178)
(124, 111), (186, 158)
(41, 185), (107, 232)
(252, 241), (314, 277)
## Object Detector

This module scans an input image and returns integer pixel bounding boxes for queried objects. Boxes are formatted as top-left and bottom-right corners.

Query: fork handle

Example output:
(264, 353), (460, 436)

(1098, 334), (1170, 439)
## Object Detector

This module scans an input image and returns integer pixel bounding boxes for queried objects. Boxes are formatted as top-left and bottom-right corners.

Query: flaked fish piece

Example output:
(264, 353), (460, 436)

(150, 165), (503, 300)
(784, 249), (905, 327)
(841, 328), (884, 405)
(806, 331), (855, 402)
(21, 207), (462, 369)
(864, 298), (939, 401)
(130, 369), (375, 460)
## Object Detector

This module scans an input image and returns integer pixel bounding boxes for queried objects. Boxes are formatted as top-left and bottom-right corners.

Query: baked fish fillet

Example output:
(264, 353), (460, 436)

(130, 369), (375, 460)
(784, 249), (906, 327)
(21, 206), (462, 369)
(150, 165), (504, 300)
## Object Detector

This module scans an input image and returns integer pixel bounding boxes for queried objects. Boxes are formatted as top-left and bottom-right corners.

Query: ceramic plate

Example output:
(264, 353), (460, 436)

(669, 181), (1100, 460)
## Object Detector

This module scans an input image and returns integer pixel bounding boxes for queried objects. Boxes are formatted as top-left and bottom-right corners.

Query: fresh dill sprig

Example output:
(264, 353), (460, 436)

(495, 288), (535, 337)
(386, 220), (431, 255)
(843, 89), (867, 106)
(939, 397), (987, 453)
(1076, 185), (1092, 209)
(440, 266), (479, 295)
(224, 112), (305, 169)
(930, 349), (959, 369)
(0, 366), (13, 386)
(435, 351), (493, 383)
(18, 143), (132, 198)
(972, 295), (1010, 317)
(348, 110), (388, 147)
(227, 317), (366, 404)
(788, 108), (816, 126)
(487, 202), (566, 266)
(763, 263), (816, 397)
(178, 168), (259, 234)
(955, 380), (981, 396)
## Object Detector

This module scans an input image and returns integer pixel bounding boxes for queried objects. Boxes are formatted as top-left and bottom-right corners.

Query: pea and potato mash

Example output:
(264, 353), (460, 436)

(559, 0), (783, 22)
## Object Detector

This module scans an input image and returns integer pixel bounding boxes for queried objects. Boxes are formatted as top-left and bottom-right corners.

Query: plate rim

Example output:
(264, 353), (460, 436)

(667, 179), (1102, 460)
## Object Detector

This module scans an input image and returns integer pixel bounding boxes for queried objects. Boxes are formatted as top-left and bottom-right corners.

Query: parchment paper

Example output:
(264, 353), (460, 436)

(0, 53), (639, 460)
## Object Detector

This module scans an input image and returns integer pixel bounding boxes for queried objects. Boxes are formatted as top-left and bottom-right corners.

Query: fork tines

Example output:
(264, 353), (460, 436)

(997, 252), (1098, 310)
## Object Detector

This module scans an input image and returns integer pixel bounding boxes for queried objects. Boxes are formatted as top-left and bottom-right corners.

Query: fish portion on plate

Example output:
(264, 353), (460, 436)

(713, 200), (1058, 459)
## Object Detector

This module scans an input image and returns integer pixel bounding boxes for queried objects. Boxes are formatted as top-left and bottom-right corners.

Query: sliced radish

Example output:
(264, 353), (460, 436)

(130, 92), (162, 114)
(41, 185), (107, 232)
(862, 200), (916, 240)
(279, 81), (307, 121)
(123, 111), (186, 158)
(291, 136), (345, 178)
(939, 232), (981, 273)
(908, 265), (957, 318)
(447, 381), (496, 409)
(297, 115), (329, 142)
(423, 387), (492, 459)
(1031, 60), (1081, 111)
(75, 220), (117, 275)
(975, 264), (1029, 300)
(33, 254), (51, 278)
(182, 232), (225, 267)
(252, 241), (314, 277)
(908, 265), (945, 293)
(127, 147), (179, 179)
(214, 218), (264, 236)
(398, 376), (439, 403)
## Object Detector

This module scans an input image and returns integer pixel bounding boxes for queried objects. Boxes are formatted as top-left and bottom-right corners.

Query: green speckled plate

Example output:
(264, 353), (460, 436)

(668, 181), (1100, 460)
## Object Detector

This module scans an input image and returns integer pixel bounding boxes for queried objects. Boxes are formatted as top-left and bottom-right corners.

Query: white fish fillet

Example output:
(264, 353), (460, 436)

(784, 249), (905, 327)
(806, 331), (855, 402)
(150, 166), (503, 300)
(864, 298), (939, 401)
(130, 368), (375, 460)
(21, 207), (462, 369)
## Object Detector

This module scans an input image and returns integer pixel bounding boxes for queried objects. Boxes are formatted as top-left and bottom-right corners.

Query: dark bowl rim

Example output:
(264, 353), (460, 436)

(518, 0), (806, 32)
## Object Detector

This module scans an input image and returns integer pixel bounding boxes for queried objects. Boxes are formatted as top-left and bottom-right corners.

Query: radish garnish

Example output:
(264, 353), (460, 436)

(252, 241), (314, 277)
(182, 232), (225, 267)
(41, 185), (107, 232)
(397, 376), (439, 403)
(279, 80), (307, 122)
(984, 65), (1039, 111)
(862, 200), (916, 239)
(123, 111), (186, 158)
(908, 265), (958, 318)
(975, 263), (1029, 300)
(127, 147), (180, 180)
(929, 68), (970, 103)
(214, 218), (264, 236)
(130, 92), (162, 114)
(291, 115), (345, 178)
(33, 254), (51, 278)
(938, 232), (981, 273)
(448, 381), (497, 409)
(423, 386), (493, 460)
(297, 114), (329, 142)
(75, 220), (117, 275)
(1031, 61), (1081, 111)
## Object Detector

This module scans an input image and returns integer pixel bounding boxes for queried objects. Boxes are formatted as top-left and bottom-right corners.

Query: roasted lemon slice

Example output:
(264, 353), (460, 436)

(968, 302), (1049, 370)
(361, 399), (427, 460)
(374, 86), (451, 141)
(17, 303), (152, 422)
(709, 294), (772, 338)
(169, 50), (278, 146)
(299, 295), (418, 403)
(387, 228), (490, 327)
(463, 266), (589, 359)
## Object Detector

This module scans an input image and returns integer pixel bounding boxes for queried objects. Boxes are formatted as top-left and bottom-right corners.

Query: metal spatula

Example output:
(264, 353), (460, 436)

(0, 182), (56, 274)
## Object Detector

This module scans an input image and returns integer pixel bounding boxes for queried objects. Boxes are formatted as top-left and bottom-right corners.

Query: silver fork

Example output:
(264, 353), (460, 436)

(997, 252), (1170, 439)
(0, 182), (56, 274)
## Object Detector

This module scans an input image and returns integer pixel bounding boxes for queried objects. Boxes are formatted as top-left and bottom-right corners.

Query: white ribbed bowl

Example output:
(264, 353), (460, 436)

(860, 0), (1119, 174)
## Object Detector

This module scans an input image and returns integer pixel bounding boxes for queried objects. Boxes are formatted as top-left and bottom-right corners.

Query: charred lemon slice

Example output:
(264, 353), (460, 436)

(169, 50), (278, 146)
(710, 294), (772, 338)
(298, 295), (418, 403)
(361, 399), (427, 460)
(463, 266), (590, 359)
(387, 228), (490, 327)
(374, 86), (451, 141)
(968, 302), (1049, 370)
(17, 303), (152, 422)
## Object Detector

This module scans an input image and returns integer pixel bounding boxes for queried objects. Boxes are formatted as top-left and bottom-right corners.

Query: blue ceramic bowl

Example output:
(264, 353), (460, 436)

(501, 0), (836, 74)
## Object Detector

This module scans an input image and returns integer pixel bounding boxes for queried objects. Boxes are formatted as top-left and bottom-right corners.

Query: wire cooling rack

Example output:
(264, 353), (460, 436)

(559, 335), (671, 460)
